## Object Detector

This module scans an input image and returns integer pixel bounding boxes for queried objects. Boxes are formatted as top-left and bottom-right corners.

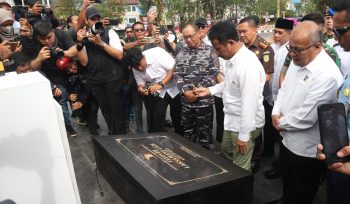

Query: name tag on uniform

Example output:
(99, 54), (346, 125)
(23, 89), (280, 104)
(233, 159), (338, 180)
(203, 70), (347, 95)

(344, 88), (350, 97)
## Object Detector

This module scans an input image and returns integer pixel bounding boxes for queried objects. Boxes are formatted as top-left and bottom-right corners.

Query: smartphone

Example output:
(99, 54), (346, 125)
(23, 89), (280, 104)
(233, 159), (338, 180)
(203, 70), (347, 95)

(94, 0), (102, 3)
(318, 103), (350, 164)
(144, 37), (155, 44)
(9, 42), (18, 52)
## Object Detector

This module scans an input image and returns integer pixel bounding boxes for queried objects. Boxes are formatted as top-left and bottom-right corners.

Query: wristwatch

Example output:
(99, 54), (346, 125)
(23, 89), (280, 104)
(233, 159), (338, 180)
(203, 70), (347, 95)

(158, 81), (165, 88)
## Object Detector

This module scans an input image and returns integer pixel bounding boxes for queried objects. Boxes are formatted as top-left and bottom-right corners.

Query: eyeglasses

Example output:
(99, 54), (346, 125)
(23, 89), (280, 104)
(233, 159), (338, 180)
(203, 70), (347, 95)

(333, 25), (350, 37)
(134, 28), (145, 33)
(183, 33), (197, 40)
(286, 43), (317, 54)
(197, 25), (207, 30)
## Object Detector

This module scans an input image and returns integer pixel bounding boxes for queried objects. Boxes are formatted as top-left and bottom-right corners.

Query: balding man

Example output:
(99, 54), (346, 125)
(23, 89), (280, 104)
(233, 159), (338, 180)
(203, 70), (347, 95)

(271, 21), (343, 203)
(173, 24), (220, 149)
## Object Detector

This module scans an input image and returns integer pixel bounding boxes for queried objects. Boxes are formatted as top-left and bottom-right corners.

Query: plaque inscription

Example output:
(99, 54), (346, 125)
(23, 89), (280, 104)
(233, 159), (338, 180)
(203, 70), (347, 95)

(116, 136), (228, 185)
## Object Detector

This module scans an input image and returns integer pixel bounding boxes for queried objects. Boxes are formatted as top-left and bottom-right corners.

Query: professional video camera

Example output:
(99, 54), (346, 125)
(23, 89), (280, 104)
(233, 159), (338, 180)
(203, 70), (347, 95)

(144, 82), (160, 97)
(88, 22), (104, 35)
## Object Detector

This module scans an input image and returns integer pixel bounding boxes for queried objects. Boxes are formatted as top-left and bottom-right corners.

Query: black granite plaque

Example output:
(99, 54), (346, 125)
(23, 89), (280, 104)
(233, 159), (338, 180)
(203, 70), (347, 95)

(93, 133), (253, 204)
(116, 136), (228, 186)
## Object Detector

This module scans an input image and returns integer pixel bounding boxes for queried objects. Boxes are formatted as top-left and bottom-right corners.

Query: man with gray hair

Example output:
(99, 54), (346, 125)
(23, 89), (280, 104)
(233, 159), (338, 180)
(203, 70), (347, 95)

(271, 21), (343, 203)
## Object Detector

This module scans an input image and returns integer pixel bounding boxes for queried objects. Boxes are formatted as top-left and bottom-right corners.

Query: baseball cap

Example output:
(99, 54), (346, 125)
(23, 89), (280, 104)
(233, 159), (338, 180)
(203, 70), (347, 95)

(195, 17), (208, 26)
(0, 8), (13, 25)
(0, 1), (11, 8)
(86, 6), (101, 19)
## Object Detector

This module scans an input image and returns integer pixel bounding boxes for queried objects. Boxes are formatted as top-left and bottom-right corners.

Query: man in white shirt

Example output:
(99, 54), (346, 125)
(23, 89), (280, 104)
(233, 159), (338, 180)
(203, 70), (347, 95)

(272, 21), (343, 204)
(264, 18), (294, 179)
(125, 47), (182, 134)
(195, 21), (266, 171)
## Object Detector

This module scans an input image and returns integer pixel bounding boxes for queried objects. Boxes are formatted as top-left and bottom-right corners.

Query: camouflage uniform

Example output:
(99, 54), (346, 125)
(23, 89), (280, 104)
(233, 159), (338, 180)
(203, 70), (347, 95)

(173, 41), (220, 148)
(280, 44), (341, 76)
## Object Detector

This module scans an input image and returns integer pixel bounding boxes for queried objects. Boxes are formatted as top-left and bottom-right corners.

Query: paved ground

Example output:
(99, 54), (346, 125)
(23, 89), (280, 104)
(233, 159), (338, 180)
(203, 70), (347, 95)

(67, 107), (327, 204)
(68, 31), (326, 204)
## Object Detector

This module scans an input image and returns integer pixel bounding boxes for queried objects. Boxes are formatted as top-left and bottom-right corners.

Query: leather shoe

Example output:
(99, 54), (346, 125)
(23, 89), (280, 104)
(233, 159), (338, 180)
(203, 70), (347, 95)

(251, 160), (260, 174)
(264, 168), (282, 179)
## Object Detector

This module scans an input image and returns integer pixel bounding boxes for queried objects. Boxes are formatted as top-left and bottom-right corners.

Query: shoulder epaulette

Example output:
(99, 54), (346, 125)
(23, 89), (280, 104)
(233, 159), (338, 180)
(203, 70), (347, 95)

(258, 40), (269, 49)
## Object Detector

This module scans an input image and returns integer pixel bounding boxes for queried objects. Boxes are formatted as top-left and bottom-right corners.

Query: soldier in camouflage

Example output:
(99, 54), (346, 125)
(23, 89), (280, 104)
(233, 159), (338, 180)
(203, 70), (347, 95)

(173, 24), (220, 149)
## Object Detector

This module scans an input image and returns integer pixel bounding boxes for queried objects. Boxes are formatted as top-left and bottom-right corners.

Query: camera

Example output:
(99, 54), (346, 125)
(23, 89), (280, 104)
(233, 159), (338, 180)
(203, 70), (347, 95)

(144, 82), (160, 97)
(50, 47), (64, 59)
(88, 22), (104, 35)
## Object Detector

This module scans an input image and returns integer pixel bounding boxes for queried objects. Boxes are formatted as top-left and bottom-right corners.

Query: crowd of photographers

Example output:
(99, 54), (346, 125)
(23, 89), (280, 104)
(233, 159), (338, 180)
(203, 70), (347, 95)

(2, 0), (350, 203)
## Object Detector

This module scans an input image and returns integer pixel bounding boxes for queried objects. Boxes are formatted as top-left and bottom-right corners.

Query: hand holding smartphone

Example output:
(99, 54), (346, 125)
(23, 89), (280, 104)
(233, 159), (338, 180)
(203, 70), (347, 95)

(318, 103), (350, 164)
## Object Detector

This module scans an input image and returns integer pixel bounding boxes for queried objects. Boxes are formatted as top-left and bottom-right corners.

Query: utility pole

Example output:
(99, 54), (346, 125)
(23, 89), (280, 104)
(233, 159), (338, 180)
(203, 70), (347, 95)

(277, 0), (280, 18)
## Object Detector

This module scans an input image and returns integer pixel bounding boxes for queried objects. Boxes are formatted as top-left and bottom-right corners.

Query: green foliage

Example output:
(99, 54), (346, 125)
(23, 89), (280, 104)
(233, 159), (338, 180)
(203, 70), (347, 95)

(54, 0), (125, 19)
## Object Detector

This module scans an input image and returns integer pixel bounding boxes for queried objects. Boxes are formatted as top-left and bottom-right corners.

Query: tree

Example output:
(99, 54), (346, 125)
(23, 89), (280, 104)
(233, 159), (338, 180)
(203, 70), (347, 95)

(54, 0), (79, 19)
(94, 0), (125, 19)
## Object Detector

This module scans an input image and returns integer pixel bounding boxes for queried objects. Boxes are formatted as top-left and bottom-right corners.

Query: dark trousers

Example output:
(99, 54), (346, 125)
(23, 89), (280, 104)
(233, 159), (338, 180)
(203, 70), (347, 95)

(83, 92), (99, 134)
(281, 144), (324, 204)
(215, 96), (224, 143)
(90, 80), (125, 135)
(263, 100), (279, 155)
(164, 94), (183, 136)
(143, 93), (167, 133)
(130, 85), (144, 133)
(327, 169), (350, 204)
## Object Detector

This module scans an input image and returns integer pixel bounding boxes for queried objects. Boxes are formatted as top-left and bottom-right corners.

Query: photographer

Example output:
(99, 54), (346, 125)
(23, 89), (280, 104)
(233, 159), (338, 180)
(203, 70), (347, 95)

(77, 7), (126, 135)
(126, 47), (182, 134)
(21, 20), (82, 137)
(63, 58), (89, 126)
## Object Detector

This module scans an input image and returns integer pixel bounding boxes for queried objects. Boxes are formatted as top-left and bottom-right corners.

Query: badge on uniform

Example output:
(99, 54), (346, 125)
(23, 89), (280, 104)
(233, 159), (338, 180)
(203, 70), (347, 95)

(344, 88), (350, 97)
(263, 54), (269, 62)
(255, 51), (260, 55)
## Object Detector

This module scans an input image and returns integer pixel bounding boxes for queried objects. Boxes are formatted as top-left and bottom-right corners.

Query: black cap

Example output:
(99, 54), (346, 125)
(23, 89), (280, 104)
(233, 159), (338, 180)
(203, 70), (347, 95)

(275, 18), (294, 30)
(86, 7), (101, 19)
(195, 17), (208, 26)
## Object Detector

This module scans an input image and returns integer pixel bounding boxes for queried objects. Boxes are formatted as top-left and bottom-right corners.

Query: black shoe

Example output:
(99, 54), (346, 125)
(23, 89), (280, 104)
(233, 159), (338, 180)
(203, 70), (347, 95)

(72, 116), (88, 126)
(264, 168), (282, 179)
(265, 197), (283, 204)
(66, 126), (78, 137)
(251, 160), (260, 174)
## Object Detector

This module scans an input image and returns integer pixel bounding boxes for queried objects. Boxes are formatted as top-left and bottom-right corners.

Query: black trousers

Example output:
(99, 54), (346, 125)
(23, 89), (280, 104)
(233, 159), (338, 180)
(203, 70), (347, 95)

(143, 93), (167, 133)
(263, 100), (279, 155)
(83, 92), (99, 134)
(164, 93), (183, 136)
(90, 80), (126, 135)
(215, 96), (224, 143)
(281, 144), (324, 204)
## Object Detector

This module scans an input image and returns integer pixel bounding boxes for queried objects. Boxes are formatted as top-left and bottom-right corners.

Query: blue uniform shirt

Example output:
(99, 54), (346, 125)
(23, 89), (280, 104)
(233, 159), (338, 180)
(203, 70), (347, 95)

(338, 74), (350, 140)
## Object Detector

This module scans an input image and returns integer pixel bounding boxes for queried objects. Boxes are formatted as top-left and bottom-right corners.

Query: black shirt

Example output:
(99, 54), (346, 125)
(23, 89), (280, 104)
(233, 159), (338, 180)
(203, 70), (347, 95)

(21, 29), (75, 85)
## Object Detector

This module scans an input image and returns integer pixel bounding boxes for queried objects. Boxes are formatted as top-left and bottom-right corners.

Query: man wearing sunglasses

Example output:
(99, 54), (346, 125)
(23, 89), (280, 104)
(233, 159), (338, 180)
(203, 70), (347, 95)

(195, 17), (211, 46)
(272, 21), (343, 204)
(316, 1), (350, 203)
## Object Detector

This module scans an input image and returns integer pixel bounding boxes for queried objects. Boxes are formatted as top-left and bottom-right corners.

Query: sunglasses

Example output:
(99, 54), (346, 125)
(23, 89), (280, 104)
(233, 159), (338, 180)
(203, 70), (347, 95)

(126, 31), (133, 33)
(197, 25), (207, 30)
(333, 26), (350, 37)
(286, 43), (317, 54)
(134, 28), (145, 33)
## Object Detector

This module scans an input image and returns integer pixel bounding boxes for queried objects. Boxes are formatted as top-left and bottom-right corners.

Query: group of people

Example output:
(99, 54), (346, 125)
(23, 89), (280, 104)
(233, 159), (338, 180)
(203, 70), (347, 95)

(1, 0), (350, 203)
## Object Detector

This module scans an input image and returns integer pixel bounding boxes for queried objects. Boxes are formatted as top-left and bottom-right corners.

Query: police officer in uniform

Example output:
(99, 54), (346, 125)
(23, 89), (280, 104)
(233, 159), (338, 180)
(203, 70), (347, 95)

(238, 15), (275, 173)
(173, 24), (220, 149)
